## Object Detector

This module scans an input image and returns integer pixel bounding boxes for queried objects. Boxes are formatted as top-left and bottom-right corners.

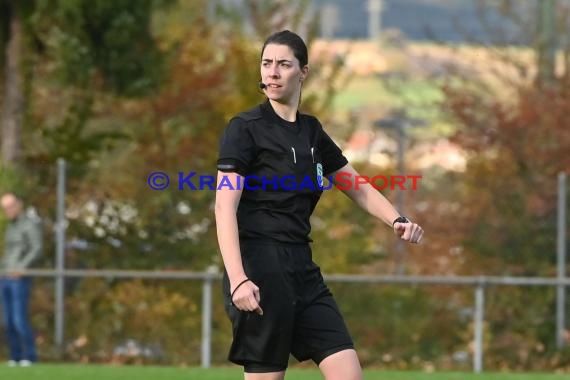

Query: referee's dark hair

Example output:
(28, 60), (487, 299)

(261, 30), (308, 67)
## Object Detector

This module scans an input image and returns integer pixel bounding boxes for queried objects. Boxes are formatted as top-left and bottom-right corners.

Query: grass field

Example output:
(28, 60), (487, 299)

(331, 74), (443, 113)
(0, 364), (567, 380)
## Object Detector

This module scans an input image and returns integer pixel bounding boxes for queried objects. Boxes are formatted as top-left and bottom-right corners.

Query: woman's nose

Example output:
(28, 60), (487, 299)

(270, 65), (280, 77)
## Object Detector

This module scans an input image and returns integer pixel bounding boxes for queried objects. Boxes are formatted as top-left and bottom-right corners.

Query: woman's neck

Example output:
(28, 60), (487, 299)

(269, 99), (298, 122)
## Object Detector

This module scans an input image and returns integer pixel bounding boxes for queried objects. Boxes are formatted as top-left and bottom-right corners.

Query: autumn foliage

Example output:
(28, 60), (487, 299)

(1, 0), (569, 371)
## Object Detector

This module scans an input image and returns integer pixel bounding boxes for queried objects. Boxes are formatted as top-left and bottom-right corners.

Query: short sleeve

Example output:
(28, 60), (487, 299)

(318, 128), (348, 176)
(217, 117), (256, 176)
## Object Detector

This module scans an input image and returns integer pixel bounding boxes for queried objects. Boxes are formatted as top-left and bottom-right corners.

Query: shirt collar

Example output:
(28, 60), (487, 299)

(260, 99), (300, 125)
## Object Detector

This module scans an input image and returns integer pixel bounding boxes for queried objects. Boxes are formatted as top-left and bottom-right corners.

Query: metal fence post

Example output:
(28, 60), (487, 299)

(473, 282), (486, 373)
(54, 158), (66, 357)
(201, 266), (217, 368)
(556, 171), (567, 348)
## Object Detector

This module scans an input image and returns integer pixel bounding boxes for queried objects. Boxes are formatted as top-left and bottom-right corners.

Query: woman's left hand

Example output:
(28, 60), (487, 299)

(394, 220), (424, 244)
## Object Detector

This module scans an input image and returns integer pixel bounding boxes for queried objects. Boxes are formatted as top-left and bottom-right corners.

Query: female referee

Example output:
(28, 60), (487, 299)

(215, 30), (424, 380)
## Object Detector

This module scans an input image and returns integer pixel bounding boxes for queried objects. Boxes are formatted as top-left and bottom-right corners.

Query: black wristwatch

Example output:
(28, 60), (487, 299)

(392, 216), (410, 226)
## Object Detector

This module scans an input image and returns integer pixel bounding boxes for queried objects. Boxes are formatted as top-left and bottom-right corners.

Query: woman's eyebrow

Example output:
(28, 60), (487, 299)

(261, 58), (293, 64)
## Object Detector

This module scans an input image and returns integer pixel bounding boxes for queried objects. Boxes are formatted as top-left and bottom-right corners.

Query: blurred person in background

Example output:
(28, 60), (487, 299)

(215, 30), (423, 380)
(1, 193), (42, 367)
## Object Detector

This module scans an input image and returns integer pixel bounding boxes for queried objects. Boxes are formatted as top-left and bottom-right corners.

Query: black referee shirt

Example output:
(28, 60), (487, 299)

(217, 100), (348, 243)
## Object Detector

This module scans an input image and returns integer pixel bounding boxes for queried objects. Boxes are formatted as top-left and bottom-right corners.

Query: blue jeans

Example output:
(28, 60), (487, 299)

(1, 277), (37, 362)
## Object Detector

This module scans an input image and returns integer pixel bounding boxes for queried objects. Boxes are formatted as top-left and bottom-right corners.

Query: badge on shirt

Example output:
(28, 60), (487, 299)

(316, 163), (323, 189)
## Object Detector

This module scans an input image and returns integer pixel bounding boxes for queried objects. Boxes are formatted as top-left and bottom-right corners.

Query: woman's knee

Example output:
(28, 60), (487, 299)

(318, 349), (362, 380)
(244, 371), (285, 380)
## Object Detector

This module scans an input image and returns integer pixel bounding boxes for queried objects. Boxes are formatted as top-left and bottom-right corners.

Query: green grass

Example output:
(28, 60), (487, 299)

(332, 76), (397, 111)
(0, 364), (567, 380)
(331, 75), (454, 138)
(332, 75), (443, 114)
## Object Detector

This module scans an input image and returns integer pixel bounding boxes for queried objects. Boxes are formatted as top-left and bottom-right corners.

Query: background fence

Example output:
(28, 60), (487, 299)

(3, 268), (568, 373)
(1, 0), (569, 372)
(1, 165), (566, 373)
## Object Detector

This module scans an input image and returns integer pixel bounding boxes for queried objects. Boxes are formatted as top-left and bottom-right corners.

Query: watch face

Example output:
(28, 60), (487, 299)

(393, 217), (409, 225)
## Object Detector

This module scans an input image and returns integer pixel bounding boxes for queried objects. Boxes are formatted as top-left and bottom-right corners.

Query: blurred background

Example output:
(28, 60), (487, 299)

(0, 0), (568, 372)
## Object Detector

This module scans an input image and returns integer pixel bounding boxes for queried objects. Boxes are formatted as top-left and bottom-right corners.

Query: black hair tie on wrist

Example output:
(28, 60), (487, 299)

(231, 278), (251, 300)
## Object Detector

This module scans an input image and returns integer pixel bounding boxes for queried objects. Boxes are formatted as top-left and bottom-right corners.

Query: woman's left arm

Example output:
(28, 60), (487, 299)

(329, 163), (424, 244)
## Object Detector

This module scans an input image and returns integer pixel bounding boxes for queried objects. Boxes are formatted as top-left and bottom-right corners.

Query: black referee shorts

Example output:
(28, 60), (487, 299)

(222, 240), (354, 373)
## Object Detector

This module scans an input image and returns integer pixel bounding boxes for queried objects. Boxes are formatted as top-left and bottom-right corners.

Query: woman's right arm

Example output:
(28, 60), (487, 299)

(215, 171), (263, 315)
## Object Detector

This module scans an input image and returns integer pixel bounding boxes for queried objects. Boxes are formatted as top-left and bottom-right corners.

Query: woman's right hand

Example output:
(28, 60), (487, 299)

(231, 279), (264, 315)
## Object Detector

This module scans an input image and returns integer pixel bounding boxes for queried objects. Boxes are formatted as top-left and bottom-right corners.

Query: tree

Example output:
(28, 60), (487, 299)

(0, 0), (174, 171)
(30, 0), (176, 165)
(439, 0), (570, 274)
(43, 0), (357, 364)
(474, 0), (570, 86)
(433, 0), (570, 369)
(0, 0), (35, 165)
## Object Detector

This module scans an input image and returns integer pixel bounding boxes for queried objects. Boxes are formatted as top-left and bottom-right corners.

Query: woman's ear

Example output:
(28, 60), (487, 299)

(300, 65), (309, 81)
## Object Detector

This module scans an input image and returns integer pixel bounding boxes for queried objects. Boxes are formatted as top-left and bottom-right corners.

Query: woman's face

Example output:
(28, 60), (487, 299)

(260, 43), (307, 104)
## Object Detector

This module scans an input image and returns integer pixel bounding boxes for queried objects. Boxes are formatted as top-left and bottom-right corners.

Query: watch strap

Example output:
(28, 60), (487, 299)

(392, 216), (410, 226)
